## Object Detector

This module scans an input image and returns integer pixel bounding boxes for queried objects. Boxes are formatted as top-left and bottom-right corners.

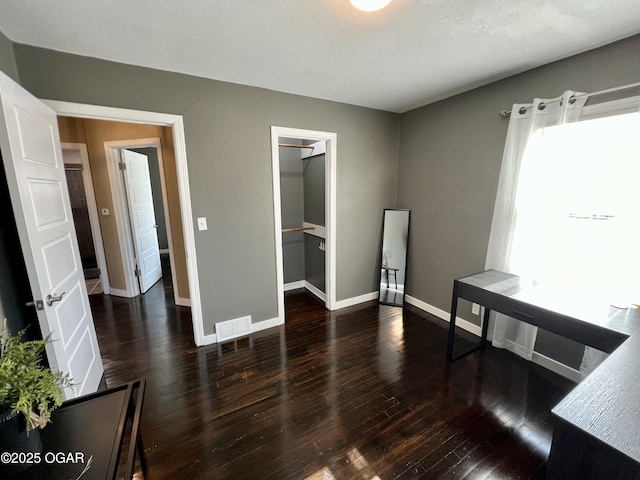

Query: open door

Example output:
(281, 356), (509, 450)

(0, 71), (103, 397)
(121, 149), (163, 293)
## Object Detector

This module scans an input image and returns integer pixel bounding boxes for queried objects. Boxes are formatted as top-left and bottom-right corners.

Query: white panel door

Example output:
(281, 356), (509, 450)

(121, 149), (162, 293)
(0, 70), (103, 398)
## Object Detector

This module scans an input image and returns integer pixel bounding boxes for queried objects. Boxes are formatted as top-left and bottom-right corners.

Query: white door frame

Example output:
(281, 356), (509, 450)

(271, 126), (337, 322)
(61, 142), (111, 295)
(44, 100), (205, 346)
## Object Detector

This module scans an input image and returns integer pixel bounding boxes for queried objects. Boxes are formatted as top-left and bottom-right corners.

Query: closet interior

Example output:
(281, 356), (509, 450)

(279, 138), (326, 300)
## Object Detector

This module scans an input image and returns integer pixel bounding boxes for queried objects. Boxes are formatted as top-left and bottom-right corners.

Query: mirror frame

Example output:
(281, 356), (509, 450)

(378, 208), (411, 307)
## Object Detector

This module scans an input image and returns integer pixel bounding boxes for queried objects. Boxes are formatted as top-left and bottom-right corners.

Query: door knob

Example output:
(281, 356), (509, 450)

(46, 292), (66, 307)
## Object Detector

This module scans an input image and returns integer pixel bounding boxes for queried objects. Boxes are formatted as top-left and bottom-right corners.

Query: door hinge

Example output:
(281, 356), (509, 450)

(134, 266), (141, 277)
(119, 161), (126, 171)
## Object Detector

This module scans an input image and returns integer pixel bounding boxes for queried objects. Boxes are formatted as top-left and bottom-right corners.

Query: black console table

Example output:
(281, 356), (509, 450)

(446, 270), (640, 479)
(446, 269), (638, 361)
(19, 379), (147, 480)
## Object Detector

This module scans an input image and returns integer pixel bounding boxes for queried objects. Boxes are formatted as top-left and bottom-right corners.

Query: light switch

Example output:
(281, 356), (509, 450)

(101, 208), (110, 216)
(197, 217), (208, 231)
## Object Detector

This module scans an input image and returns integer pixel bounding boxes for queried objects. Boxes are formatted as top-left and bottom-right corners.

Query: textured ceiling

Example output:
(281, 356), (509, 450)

(1, 0), (640, 113)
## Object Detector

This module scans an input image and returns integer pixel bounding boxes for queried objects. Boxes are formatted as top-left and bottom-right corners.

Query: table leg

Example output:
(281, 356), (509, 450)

(447, 281), (490, 362)
(137, 429), (149, 478)
(481, 308), (491, 346)
(446, 280), (459, 362)
(125, 379), (147, 480)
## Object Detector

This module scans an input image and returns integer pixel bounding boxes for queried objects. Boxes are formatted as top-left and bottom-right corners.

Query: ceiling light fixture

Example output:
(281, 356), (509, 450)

(349, 0), (393, 12)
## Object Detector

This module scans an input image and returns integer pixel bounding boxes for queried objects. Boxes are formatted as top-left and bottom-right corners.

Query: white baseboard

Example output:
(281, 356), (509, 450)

(405, 295), (580, 382)
(109, 286), (190, 307)
(107, 287), (130, 298)
(201, 316), (284, 346)
(283, 281), (326, 302)
(175, 296), (191, 307)
(405, 295), (481, 336)
(202, 332), (217, 345)
(252, 316), (284, 333)
(531, 351), (581, 382)
(283, 280), (325, 300)
(284, 280), (305, 292)
(286, 283), (378, 310)
(334, 291), (378, 310)
(304, 281), (326, 302)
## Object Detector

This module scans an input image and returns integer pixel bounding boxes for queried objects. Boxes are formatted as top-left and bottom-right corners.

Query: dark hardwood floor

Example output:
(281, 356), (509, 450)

(89, 272), (575, 479)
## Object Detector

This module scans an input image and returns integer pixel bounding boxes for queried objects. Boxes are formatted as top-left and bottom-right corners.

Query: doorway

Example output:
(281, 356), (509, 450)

(45, 100), (205, 346)
(104, 139), (170, 298)
(62, 142), (109, 296)
(271, 126), (337, 323)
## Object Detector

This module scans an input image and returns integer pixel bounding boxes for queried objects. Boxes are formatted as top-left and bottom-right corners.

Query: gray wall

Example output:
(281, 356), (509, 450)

(397, 33), (640, 368)
(305, 235), (325, 292)
(130, 147), (169, 251)
(280, 144), (305, 284)
(303, 153), (325, 226)
(11, 44), (399, 336)
(0, 30), (18, 82)
(303, 152), (325, 290)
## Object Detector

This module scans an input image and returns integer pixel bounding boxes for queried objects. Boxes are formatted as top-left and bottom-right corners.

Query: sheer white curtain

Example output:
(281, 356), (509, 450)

(485, 91), (587, 360)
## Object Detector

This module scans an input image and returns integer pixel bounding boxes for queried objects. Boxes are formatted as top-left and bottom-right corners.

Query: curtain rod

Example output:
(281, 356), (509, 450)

(498, 81), (640, 118)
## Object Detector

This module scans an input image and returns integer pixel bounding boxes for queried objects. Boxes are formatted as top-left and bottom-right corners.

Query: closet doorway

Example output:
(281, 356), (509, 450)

(271, 127), (337, 322)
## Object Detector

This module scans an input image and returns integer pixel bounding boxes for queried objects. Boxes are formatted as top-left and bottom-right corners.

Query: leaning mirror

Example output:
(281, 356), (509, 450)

(379, 209), (410, 306)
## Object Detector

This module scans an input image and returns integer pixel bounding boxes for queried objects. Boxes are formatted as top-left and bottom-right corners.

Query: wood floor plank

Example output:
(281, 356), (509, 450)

(89, 269), (575, 479)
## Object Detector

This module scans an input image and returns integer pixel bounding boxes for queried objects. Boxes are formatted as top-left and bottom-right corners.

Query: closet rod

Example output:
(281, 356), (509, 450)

(279, 143), (315, 150)
(282, 226), (315, 233)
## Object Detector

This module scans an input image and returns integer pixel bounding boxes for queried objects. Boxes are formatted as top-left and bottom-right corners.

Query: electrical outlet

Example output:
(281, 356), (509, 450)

(472, 303), (480, 315)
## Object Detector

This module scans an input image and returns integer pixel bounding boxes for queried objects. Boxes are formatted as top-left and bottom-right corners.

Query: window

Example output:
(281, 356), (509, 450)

(509, 110), (640, 306)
